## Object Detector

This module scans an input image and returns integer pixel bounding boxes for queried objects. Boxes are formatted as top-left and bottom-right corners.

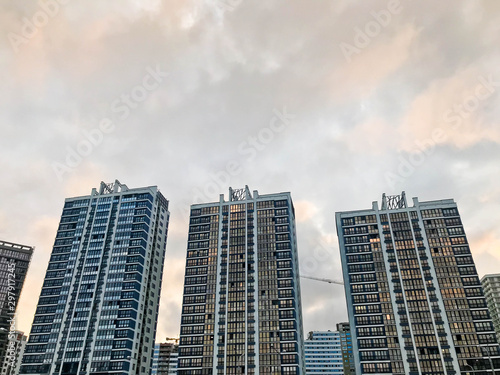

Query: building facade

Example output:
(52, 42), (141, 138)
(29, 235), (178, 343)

(20, 180), (170, 375)
(153, 345), (160, 375)
(178, 186), (305, 375)
(336, 193), (500, 375)
(0, 241), (33, 369)
(304, 331), (344, 375)
(481, 274), (500, 344)
(336, 323), (355, 375)
(1, 330), (27, 375)
(152, 342), (178, 375)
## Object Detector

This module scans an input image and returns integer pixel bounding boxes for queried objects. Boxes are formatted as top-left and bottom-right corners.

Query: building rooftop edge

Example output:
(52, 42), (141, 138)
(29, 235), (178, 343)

(0, 240), (35, 252)
(336, 195), (457, 215)
(481, 274), (500, 281)
(64, 182), (164, 201)
(191, 188), (293, 208)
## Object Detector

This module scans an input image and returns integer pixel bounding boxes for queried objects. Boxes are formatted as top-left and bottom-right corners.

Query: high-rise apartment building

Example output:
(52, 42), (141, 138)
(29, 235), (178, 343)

(304, 331), (344, 375)
(336, 322), (355, 375)
(178, 186), (305, 375)
(152, 342), (178, 375)
(20, 180), (170, 375)
(1, 330), (27, 375)
(481, 274), (500, 344)
(336, 193), (500, 375)
(0, 241), (33, 369)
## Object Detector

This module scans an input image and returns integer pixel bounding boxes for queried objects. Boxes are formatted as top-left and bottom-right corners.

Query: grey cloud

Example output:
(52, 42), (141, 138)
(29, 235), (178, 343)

(1, 0), (499, 339)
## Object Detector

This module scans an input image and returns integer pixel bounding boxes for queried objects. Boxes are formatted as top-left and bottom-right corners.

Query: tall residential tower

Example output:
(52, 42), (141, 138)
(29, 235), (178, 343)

(178, 186), (305, 375)
(481, 274), (500, 344)
(336, 193), (500, 375)
(0, 241), (33, 371)
(20, 180), (169, 375)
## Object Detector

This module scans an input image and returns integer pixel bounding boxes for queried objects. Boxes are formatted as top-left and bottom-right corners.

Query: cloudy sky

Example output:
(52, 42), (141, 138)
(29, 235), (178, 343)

(1, 0), (500, 341)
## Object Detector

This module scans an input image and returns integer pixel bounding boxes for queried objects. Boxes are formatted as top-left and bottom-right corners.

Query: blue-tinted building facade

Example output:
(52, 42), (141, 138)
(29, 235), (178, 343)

(336, 323), (355, 375)
(20, 180), (169, 375)
(305, 331), (344, 374)
(152, 342), (178, 375)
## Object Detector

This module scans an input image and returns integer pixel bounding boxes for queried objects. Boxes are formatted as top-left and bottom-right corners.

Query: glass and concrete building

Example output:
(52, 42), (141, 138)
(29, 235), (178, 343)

(152, 345), (160, 375)
(336, 193), (500, 375)
(1, 330), (27, 375)
(481, 274), (500, 344)
(152, 342), (178, 375)
(336, 323), (355, 375)
(20, 180), (170, 375)
(0, 241), (33, 369)
(304, 331), (344, 374)
(178, 186), (305, 375)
